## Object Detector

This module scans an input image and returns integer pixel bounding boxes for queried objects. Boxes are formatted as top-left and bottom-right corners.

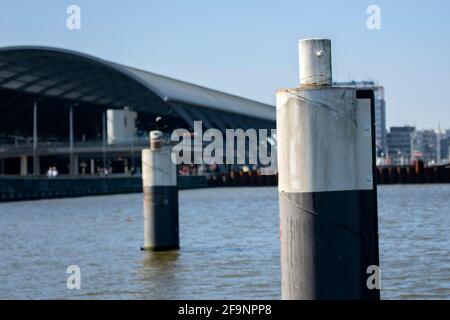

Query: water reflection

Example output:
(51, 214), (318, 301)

(135, 250), (181, 299)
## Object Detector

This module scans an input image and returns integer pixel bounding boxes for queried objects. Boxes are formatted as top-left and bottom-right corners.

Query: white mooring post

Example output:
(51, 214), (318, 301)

(141, 130), (179, 250)
(276, 39), (380, 299)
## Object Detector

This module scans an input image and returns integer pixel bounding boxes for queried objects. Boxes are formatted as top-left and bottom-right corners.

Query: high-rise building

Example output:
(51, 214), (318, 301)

(387, 126), (415, 165)
(334, 81), (387, 157)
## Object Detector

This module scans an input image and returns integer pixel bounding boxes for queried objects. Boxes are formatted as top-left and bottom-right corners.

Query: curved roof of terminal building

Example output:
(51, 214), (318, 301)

(0, 46), (275, 122)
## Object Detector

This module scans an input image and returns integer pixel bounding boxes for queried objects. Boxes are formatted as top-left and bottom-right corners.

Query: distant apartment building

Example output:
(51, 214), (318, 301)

(334, 81), (387, 157)
(413, 130), (438, 165)
(387, 126), (415, 165)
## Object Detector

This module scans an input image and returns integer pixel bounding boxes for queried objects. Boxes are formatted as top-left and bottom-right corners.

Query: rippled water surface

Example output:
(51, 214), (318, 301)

(0, 185), (448, 299)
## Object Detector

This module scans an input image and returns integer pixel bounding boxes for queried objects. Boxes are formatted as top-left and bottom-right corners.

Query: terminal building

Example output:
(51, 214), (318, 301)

(0, 46), (276, 176)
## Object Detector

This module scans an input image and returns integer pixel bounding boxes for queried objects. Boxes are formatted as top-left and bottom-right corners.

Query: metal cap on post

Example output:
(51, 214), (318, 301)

(299, 38), (332, 86)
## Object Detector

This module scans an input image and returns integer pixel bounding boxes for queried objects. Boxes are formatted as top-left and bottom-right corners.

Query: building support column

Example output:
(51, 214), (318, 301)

(90, 158), (95, 175)
(33, 100), (39, 175)
(124, 158), (129, 173)
(70, 154), (79, 175)
(68, 105), (79, 175)
(69, 105), (74, 174)
(141, 131), (179, 251)
(20, 156), (28, 176)
(276, 39), (380, 300)
(102, 109), (107, 171)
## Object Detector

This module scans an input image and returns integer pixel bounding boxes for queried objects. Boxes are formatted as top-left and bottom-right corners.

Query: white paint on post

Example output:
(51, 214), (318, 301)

(141, 148), (177, 187)
(277, 87), (362, 193)
(142, 130), (176, 187)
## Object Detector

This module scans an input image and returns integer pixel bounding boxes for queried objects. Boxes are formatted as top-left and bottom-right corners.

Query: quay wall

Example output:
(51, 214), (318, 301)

(0, 176), (142, 202)
(0, 172), (276, 202)
(377, 161), (450, 185)
(1, 162), (449, 202)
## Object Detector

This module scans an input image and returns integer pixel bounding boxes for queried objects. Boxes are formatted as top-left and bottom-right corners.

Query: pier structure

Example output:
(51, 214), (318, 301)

(276, 39), (380, 299)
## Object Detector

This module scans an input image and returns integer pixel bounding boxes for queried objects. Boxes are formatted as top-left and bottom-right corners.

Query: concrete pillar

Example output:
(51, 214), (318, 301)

(90, 159), (95, 175)
(276, 39), (379, 300)
(102, 109), (107, 170)
(20, 156), (28, 176)
(32, 156), (40, 176)
(69, 105), (74, 150)
(70, 154), (79, 175)
(124, 158), (129, 173)
(69, 105), (75, 174)
(33, 101), (39, 175)
(141, 130), (179, 251)
(81, 161), (86, 175)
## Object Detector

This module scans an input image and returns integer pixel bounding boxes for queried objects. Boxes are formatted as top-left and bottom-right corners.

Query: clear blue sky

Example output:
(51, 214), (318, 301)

(1, 0), (449, 129)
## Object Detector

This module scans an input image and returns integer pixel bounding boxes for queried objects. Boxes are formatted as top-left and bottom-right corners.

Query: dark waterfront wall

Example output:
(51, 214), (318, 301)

(1, 163), (449, 202)
(0, 171), (277, 202)
(377, 161), (450, 185)
(0, 176), (142, 202)
(207, 170), (278, 188)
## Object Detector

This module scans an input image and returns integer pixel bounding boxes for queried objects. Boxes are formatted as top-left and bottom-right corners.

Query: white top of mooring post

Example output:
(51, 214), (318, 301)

(299, 38), (332, 86)
(150, 130), (163, 150)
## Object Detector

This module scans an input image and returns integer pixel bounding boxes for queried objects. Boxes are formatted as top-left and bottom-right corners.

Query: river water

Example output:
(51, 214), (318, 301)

(0, 185), (448, 299)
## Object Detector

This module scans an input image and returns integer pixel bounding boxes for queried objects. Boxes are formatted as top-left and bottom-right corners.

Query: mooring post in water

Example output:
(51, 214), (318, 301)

(276, 39), (380, 299)
(141, 130), (179, 251)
